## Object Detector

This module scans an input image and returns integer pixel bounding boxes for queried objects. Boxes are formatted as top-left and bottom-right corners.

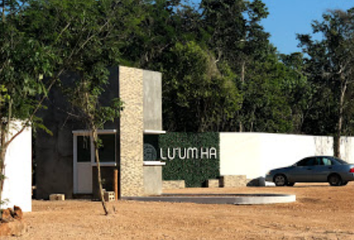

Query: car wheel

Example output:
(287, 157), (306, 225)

(328, 174), (342, 186)
(274, 174), (287, 186)
(341, 181), (348, 186)
(287, 182), (295, 186)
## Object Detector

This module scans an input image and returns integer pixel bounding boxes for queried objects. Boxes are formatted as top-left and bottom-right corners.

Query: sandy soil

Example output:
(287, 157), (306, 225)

(5, 183), (354, 240)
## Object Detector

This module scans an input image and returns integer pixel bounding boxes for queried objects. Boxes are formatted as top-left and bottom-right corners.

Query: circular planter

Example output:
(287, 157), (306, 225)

(123, 193), (296, 205)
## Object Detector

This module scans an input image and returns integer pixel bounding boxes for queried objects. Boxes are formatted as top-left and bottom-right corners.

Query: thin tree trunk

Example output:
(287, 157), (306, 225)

(241, 60), (245, 83)
(0, 122), (8, 208)
(239, 121), (243, 132)
(2, 0), (5, 23)
(92, 128), (109, 215)
(0, 147), (6, 208)
(1, 0), (7, 202)
(238, 60), (246, 132)
(334, 81), (347, 158)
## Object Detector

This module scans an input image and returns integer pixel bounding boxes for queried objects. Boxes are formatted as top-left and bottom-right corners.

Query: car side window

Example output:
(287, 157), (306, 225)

(306, 158), (316, 166)
(315, 158), (323, 165)
(322, 158), (332, 166)
(297, 158), (316, 166)
(297, 159), (308, 166)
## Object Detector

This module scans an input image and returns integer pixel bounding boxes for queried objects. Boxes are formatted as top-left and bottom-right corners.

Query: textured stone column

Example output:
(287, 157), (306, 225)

(119, 66), (144, 196)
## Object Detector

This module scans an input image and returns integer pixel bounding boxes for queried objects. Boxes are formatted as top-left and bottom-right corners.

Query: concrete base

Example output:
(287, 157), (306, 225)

(207, 179), (220, 188)
(220, 175), (248, 187)
(123, 193), (296, 205)
(162, 180), (185, 190)
(49, 194), (65, 201)
(143, 164), (163, 195)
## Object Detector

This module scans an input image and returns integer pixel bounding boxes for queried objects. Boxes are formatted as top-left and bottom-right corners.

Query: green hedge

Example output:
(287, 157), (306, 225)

(159, 132), (220, 187)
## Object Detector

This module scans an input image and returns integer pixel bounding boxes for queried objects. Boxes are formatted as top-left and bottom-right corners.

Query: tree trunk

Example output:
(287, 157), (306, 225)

(241, 60), (245, 83)
(238, 60), (246, 132)
(92, 128), (109, 215)
(2, 0), (5, 23)
(0, 146), (6, 208)
(334, 81), (347, 158)
(0, 122), (8, 208)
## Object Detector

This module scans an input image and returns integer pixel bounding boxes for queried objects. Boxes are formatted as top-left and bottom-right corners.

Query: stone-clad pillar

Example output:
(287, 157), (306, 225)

(119, 66), (144, 196)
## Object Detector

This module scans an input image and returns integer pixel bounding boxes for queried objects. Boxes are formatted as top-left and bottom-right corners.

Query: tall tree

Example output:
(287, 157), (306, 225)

(240, 50), (296, 133)
(0, 0), (57, 206)
(57, 0), (141, 214)
(279, 52), (313, 134)
(298, 8), (354, 157)
(62, 71), (123, 215)
(200, 0), (269, 75)
(199, 0), (270, 131)
(162, 41), (242, 132)
(27, 0), (141, 214)
(122, 0), (275, 132)
(0, 0), (132, 212)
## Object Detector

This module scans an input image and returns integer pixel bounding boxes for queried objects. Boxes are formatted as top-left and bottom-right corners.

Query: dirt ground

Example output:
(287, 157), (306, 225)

(5, 183), (354, 240)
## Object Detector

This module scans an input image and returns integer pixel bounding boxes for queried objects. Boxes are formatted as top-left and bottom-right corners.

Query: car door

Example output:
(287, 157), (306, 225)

(288, 157), (316, 182)
(312, 157), (333, 182)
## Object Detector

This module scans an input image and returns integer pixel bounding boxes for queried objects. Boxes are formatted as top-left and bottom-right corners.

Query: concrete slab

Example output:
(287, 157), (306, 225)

(122, 193), (296, 205)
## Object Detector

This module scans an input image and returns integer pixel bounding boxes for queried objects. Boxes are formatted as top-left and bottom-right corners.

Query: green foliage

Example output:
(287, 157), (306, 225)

(239, 52), (311, 133)
(119, 0), (308, 134)
(296, 9), (354, 154)
(200, 0), (269, 71)
(159, 132), (220, 187)
(53, 0), (131, 130)
(0, 19), (56, 123)
(2, 0), (340, 139)
(0, 0), (132, 210)
(163, 41), (242, 132)
(0, 85), (10, 103)
(296, 8), (354, 156)
(5, 0), (354, 192)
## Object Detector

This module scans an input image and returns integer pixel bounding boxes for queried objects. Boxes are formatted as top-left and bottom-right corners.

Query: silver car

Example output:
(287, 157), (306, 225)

(265, 156), (354, 186)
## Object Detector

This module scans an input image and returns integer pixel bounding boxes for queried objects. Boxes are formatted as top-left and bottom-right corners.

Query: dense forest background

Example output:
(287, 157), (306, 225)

(117, 0), (354, 154)
(2, 0), (354, 156)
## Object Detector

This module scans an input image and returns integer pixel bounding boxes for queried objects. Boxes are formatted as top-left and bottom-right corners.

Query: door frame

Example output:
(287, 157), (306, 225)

(73, 129), (117, 194)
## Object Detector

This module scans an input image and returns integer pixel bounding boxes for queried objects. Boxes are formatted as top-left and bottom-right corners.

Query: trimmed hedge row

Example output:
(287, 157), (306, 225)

(159, 132), (220, 187)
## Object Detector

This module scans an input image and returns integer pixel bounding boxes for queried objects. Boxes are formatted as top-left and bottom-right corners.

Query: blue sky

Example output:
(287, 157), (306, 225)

(191, 0), (354, 54)
(261, 0), (354, 54)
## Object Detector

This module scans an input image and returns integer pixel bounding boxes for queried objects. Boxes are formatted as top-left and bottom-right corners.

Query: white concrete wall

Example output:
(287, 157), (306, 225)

(340, 137), (354, 163)
(220, 133), (262, 178)
(220, 132), (353, 180)
(2, 122), (32, 212)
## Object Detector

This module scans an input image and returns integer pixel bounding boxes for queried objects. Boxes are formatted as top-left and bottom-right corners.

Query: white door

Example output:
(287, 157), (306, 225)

(74, 135), (92, 194)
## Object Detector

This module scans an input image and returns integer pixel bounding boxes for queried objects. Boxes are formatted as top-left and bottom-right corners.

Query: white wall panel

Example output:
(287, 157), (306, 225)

(220, 132), (354, 180)
(2, 122), (32, 212)
(220, 133), (262, 178)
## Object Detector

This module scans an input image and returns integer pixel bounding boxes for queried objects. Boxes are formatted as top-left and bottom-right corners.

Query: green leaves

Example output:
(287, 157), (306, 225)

(94, 99), (124, 129)
(298, 8), (354, 136)
(296, 8), (354, 156)
(163, 41), (242, 132)
(2, 0), (340, 140)
(0, 85), (10, 103)
(49, 0), (128, 136)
